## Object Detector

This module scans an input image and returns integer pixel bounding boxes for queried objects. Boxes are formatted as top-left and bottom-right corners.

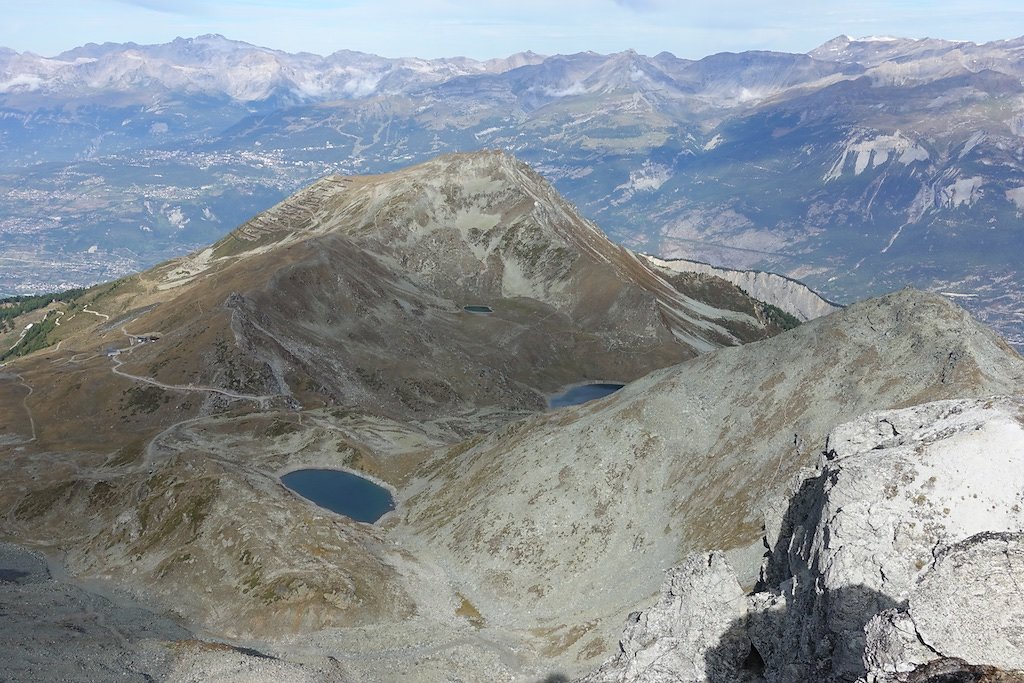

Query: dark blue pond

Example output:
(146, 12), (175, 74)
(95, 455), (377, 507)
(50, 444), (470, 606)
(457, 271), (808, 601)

(463, 305), (493, 314)
(281, 469), (395, 523)
(548, 382), (625, 408)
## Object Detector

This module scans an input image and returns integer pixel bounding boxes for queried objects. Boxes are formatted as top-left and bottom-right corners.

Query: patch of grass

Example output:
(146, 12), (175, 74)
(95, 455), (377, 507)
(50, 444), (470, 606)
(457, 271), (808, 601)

(579, 636), (607, 660)
(121, 386), (170, 415)
(455, 594), (485, 628)
(240, 567), (264, 594)
(87, 481), (120, 509)
(532, 620), (600, 657)
(104, 441), (146, 467)
(259, 576), (298, 605)
(445, 434), (485, 459)
(136, 477), (218, 552)
(155, 552), (194, 579)
(14, 481), (77, 520)
(263, 419), (301, 438)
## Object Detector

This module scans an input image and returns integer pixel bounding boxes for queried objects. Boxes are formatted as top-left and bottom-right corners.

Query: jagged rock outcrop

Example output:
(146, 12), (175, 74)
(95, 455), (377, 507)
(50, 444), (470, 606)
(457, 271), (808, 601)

(912, 533), (1024, 672)
(580, 553), (751, 683)
(579, 397), (1024, 683)
(757, 398), (1024, 680)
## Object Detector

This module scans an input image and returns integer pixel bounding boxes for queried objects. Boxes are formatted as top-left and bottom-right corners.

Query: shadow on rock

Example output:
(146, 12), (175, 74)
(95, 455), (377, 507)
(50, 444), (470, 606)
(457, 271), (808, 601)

(757, 470), (825, 591)
(704, 583), (901, 683)
(706, 461), (902, 682)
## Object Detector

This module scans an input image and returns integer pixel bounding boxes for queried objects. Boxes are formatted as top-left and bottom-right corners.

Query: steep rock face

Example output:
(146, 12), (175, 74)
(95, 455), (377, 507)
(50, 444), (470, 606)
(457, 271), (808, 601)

(898, 533), (1024, 675)
(580, 397), (1024, 683)
(862, 533), (1024, 683)
(645, 255), (841, 321)
(579, 553), (751, 683)
(396, 290), (1024, 654)
(758, 398), (1024, 681)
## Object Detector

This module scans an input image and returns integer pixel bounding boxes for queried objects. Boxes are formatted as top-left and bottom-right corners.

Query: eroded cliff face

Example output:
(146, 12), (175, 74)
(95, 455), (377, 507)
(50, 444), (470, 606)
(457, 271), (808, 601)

(581, 397), (1024, 683)
(644, 256), (841, 322)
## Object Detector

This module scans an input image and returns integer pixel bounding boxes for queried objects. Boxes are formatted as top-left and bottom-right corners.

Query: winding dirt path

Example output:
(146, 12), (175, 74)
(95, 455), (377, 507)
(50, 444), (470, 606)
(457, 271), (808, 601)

(109, 326), (280, 407)
(12, 373), (36, 444)
(81, 306), (109, 321)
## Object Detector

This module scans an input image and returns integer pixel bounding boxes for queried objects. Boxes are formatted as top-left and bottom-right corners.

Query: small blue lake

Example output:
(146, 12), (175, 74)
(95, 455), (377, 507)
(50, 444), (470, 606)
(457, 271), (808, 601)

(548, 382), (625, 408)
(281, 469), (395, 523)
(463, 305), (493, 314)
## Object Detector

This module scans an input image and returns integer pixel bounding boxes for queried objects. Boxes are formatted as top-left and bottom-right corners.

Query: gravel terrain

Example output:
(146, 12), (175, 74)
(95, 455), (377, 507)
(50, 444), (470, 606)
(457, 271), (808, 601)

(0, 541), (183, 682)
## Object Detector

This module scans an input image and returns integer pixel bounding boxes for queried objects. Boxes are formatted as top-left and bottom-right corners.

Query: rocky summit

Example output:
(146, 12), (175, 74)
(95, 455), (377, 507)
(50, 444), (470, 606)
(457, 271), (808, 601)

(0, 152), (1023, 682)
(582, 397), (1024, 683)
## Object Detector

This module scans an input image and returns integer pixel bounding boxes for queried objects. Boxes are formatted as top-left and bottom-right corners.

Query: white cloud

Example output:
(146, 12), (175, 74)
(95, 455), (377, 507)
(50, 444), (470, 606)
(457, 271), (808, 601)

(612, 0), (662, 10)
(110, 0), (203, 14)
(1, 0), (1023, 61)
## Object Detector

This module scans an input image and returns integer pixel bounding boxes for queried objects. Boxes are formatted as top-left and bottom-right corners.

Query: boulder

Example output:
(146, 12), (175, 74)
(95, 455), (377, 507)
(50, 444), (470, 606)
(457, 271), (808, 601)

(911, 532), (1024, 673)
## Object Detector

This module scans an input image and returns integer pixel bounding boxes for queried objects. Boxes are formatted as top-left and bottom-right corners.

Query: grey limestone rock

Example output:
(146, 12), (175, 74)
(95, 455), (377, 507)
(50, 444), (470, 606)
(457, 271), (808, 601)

(911, 532), (1024, 673)
(580, 552), (751, 683)
(861, 609), (936, 681)
(861, 533), (1024, 683)
(767, 398), (1024, 680)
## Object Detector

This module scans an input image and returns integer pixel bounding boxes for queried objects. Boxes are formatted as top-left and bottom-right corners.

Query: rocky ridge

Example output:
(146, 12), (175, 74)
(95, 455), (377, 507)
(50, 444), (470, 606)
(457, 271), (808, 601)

(581, 397), (1024, 682)
(0, 34), (546, 104)
(395, 288), (1024, 667)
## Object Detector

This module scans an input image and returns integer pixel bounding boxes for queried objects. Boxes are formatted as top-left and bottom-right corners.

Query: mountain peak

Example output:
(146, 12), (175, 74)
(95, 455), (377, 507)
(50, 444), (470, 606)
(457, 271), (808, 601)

(15, 152), (796, 448)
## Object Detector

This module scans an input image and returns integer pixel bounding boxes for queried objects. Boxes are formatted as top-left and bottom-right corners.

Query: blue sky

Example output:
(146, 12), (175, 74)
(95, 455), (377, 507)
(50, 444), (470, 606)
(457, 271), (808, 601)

(3, 0), (1024, 59)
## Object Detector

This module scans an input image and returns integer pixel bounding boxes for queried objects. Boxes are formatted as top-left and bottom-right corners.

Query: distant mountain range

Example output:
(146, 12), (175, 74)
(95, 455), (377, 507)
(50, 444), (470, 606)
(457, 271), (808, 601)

(2, 33), (1023, 347)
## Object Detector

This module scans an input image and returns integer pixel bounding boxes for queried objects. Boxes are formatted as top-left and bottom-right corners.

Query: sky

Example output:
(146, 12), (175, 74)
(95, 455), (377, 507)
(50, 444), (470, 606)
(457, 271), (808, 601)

(2, 0), (1024, 59)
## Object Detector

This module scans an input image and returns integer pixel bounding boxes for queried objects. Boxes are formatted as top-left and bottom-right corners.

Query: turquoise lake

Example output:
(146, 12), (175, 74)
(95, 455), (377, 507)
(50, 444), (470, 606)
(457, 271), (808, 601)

(281, 469), (395, 523)
(548, 382), (625, 408)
